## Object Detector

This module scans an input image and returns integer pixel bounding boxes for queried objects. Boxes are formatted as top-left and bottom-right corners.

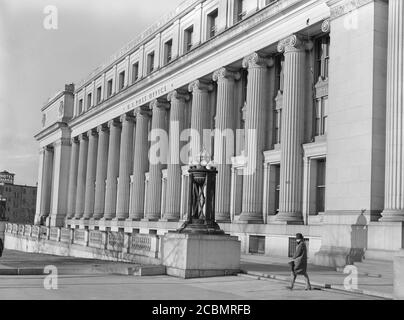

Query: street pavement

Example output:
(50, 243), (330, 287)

(0, 250), (387, 300)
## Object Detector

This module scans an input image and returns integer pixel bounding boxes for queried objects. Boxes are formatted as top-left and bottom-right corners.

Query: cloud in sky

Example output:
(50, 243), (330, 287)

(0, 0), (183, 185)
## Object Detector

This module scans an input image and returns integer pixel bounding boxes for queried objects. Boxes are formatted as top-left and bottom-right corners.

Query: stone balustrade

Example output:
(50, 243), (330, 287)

(4, 223), (160, 259)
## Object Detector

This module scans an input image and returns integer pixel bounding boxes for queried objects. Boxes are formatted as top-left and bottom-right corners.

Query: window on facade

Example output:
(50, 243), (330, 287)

(132, 62), (139, 83)
(207, 9), (218, 39)
(274, 165), (280, 214)
(87, 93), (92, 109)
(265, 0), (277, 6)
(147, 52), (155, 74)
(96, 86), (102, 104)
(235, 0), (246, 22)
(315, 97), (328, 136)
(78, 99), (83, 114)
(107, 79), (113, 97)
(316, 159), (326, 214)
(164, 39), (173, 65)
(249, 235), (265, 254)
(184, 26), (194, 53)
(274, 109), (282, 144)
(118, 71), (125, 91)
(315, 35), (330, 80)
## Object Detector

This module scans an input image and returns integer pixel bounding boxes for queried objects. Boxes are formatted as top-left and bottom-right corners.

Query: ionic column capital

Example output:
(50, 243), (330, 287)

(96, 123), (109, 134)
(71, 136), (79, 144)
(277, 35), (313, 53)
(53, 137), (71, 147)
(212, 67), (241, 82)
(149, 98), (169, 111)
(167, 89), (190, 102)
(78, 132), (88, 141)
(134, 106), (152, 118)
(242, 52), (274, 69)
(119, 113), (135, 123)
(108, 118), (122, 128)
(87, 128), (98, 137)
(188, 79), (213, 93)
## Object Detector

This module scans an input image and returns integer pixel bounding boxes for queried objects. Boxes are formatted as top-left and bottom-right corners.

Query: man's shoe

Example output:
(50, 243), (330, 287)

(286, 286), (293, 290)
(305, 287), (312, 291)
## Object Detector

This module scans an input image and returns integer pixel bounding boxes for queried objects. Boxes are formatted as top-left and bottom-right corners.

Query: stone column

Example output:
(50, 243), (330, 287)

(239, 52), (272, 223)
(116, 113), (135, 219)
(144, 98), (169, 221)
(66, 137), (79, 218)
(83, 129), (98, 219)
(164, 90), (189, 221)
(128, 108), (151, 220)
(39, 146), (54, 220)
(382, 0), (404, 222)
(93, 124), (109, 219)
(212, 67), (240, 222)
(188, 79), (213, 160)
(276, 35), (308, 224)
(49, 137), (71, 226)
(74, 133), (89, 219)
(104, 119), (122, 219)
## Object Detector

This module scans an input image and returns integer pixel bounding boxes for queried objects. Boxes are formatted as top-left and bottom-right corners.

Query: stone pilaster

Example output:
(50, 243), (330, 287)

(128, 107), (151, 220)
(116, 113), (135, 219)
(381, 0), (404, 222)
(188, 79), (213, 160)
(144, 99), (169, 221)
(103, 119), (122, 219)
(39, 146), (54, 220)
(164, 90), (189, 221)
(66, 137), (79, 219)
(93, 124), (109, 219)
(83, 129), (98, 219)
(212, 67), (240, 222)
(74, 133), (89, 219)
(276, 35), (310, 224)
(239, 52), (272, 223)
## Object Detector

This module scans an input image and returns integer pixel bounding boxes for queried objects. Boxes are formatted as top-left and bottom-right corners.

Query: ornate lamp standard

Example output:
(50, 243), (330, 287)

(177, 148), (224, 234)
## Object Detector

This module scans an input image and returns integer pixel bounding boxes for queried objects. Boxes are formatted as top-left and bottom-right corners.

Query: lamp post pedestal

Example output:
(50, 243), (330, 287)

(161, 153), (240, 278)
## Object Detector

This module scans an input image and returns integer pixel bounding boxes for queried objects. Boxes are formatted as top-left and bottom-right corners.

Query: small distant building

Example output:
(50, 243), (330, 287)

(0, 171), (37, 224)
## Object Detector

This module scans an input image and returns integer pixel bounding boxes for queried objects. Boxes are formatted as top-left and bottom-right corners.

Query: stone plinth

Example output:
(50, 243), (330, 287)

(161, 233), (240, 278)
(394, 249), (404, 300)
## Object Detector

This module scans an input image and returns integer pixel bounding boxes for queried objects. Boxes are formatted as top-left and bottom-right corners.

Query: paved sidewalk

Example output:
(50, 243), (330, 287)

(240, 254), (394, 299)
(0, 250), (144, 275)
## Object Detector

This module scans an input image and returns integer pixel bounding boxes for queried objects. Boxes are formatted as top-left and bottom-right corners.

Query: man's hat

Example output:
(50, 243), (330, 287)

(296, 233), (304, 240)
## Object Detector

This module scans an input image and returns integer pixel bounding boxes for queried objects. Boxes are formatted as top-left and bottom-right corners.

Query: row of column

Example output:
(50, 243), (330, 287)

(55, 34), (312, 225)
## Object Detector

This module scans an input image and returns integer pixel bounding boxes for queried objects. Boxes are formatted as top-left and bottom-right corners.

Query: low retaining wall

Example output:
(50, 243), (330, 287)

(4, 223), (161, 265)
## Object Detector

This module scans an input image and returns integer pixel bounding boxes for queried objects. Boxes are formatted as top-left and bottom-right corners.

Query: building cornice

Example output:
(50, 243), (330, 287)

(327, 0), (374, 20)
(34, 122), (70, 142)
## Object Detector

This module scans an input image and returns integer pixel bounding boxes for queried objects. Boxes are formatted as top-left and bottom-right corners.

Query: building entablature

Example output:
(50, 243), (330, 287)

(67, 0), (330, 137)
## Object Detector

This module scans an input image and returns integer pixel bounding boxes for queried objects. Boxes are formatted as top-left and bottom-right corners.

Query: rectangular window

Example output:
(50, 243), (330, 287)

(107, 79), (113, 97)
(207, 9), (218, 39)
(274, 109), (282, 144)
(249, 235), (265, 254)
(132, 62), (139, 83)
(147, 52), (155, 74)
(316, 159), (326, 214)
(87, 93), (92, 109)
(274, 165), (280, 214)
(184, 26), (193, 53)
(96, 86), (102, 104)
(164, 39), (173, 65)
(315, 97), (328, 136)
(118, 71), (125, 90)
(315, 35), (330, 80)
(78, 99), (83, 114)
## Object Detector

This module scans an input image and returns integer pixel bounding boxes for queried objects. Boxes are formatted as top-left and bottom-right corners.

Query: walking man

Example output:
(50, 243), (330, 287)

(287, 233), (312, 290)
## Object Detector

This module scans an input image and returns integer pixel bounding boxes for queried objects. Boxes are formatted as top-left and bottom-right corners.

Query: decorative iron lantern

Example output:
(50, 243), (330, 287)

(177, 148), (224, 234)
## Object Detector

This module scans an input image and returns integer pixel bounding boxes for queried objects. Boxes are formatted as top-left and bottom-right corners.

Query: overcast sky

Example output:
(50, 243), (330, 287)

(0, 0), (183, 186)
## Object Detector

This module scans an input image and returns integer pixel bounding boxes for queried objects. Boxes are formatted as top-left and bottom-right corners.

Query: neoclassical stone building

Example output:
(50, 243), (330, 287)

(34, 0), (404, 266)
